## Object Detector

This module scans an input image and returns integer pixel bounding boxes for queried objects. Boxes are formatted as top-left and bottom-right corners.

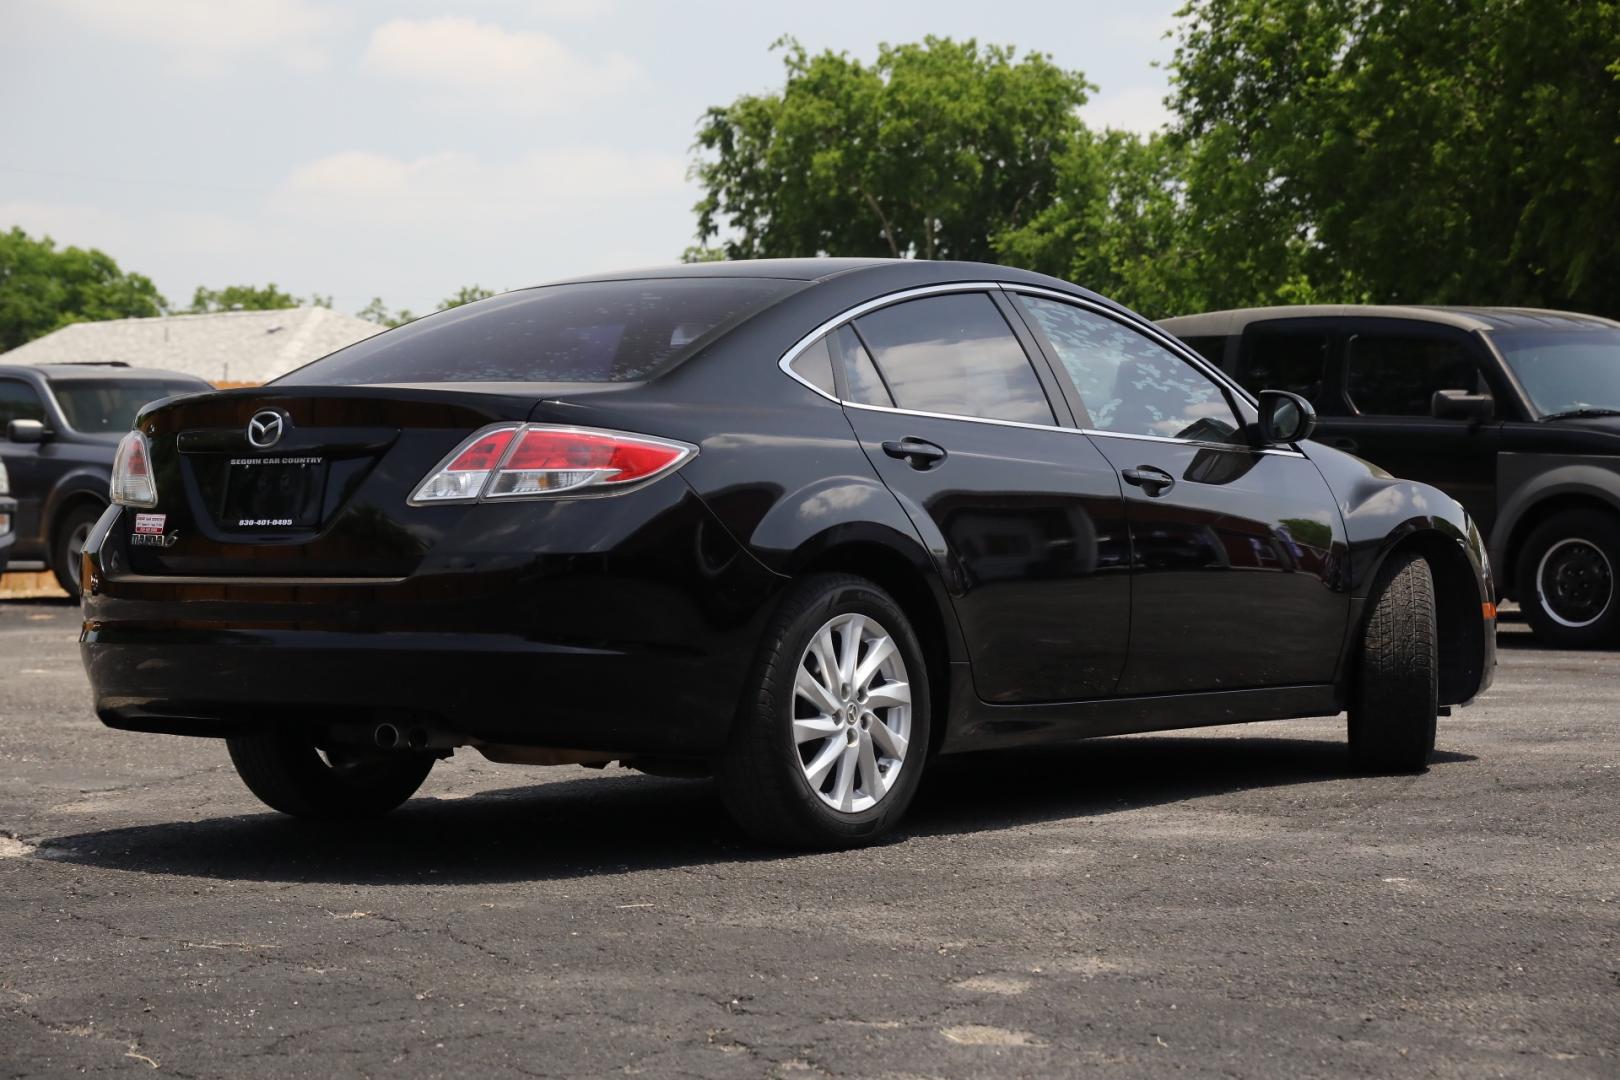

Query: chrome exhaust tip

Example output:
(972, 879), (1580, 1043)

(373, 722), (401, 749)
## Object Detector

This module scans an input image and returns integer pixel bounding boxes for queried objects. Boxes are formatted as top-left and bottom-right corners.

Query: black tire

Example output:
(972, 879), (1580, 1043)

(1347, 551), (1438, 773)
(51, 502), (104, 600)
(1515, 509), (1620, 648)
(718, 573), (931, 849)
(226, 734), (434, 819)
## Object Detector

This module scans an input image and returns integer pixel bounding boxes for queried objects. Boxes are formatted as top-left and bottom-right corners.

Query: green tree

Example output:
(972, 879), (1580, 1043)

(186, 283), (329, 313)
(437, 285), (495, 310)
(0, 227), (167, 351)
(357, 297), (415, 328)
(692, 36), (1095, 262)
(1169, 0), (1620, 315)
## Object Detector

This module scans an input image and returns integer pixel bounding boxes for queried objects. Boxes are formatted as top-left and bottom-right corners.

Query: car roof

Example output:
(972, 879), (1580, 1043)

(0, 362), (211, 383)
(535, 257), (1108, 297)
(1158, 304), (1620, 336)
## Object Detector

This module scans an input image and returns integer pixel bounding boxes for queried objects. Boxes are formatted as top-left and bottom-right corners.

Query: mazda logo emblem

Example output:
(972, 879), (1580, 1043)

(246, 410), (286, 449)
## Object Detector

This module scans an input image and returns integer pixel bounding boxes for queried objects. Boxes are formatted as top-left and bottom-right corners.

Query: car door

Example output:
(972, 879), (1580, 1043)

(0, 376), (49, 553)
(1322, 322), (1506, 532)
(1010, 291), (1350, 696)
(827, 288), (1132, 704)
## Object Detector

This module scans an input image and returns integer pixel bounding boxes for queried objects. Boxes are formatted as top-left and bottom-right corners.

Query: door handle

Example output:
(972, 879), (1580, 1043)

(1121, 465), (1176, 496)
(882, 438), (947, 470)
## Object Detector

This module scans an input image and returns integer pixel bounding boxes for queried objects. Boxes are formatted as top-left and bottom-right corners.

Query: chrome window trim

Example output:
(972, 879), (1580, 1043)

(776, 280), (1305, 458)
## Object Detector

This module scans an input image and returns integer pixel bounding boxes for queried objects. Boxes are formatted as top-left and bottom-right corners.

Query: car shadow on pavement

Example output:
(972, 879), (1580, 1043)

(38, 725), (1483, 887)
(33, 734), (1476, 886)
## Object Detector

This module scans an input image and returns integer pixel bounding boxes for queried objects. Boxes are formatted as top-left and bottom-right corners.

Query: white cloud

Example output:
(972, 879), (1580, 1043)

(361, 16), (639, 113)
(49, 0), (338, 73)
(271, 148), (687, 227)
(1081, 86), (1173, 136)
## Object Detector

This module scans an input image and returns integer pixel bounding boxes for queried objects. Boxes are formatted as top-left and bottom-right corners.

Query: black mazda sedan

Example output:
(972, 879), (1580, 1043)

(80, 260), (1495, 847)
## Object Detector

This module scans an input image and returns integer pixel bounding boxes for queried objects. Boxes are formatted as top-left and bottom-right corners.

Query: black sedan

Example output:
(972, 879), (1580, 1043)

(80, 260), (1495, 847)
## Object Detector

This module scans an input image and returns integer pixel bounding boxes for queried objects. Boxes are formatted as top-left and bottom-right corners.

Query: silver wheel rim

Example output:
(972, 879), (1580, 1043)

(66, 520), (93, 567)
(793, 613), (911, 814)
(1536, 538), (1614, 629)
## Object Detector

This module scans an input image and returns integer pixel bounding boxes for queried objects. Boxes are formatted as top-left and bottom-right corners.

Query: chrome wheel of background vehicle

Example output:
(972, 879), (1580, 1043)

(51, 503), (104, 599)
(793, 613), (911, 813)
(1535, 538), (1613, 629)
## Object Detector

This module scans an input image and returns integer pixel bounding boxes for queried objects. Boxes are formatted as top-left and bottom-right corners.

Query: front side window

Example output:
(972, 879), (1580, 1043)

(852, 293), (1054, 425)
(51, 380), (203, 433)
(1018, 295), (1241, 444)
(1243, 330), (1331, 404)
(1345, 334), (1483, 417)
(278, 278), (804, 385)
(0, 379), (46, 435)
(1491, 328), (1620, 418)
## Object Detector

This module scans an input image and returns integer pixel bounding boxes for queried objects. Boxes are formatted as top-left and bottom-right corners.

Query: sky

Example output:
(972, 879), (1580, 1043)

(0, 0), (1182, 316)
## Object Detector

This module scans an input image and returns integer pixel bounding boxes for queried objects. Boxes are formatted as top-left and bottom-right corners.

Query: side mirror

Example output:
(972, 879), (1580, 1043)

(1255, 390), (1316, 446)
(1432, 388), (1494, 422)
(6, 419), (49, 444)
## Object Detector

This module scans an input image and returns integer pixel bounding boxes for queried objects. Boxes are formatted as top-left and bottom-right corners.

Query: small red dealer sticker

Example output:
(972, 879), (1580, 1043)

(134, 513), (166, 535)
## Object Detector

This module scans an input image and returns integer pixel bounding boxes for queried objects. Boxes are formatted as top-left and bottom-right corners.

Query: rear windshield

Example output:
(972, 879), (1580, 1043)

(51, 380), (205, 433)
(276, 278), (804, 385)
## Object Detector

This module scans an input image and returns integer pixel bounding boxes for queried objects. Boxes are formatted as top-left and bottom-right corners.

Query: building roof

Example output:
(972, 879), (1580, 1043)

(0, 307), (386, 384)
(1159, 304), (1620, 337)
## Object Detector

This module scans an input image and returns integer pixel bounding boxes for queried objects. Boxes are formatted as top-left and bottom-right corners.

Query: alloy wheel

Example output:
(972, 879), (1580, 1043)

(792, 613), (911, 813)
(1536, 538), (1614, 629)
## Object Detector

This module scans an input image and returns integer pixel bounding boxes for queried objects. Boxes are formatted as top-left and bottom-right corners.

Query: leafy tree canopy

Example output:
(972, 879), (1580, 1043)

(692, 36), (1094, 262)
(0, 227), (167, 352)
(1168, 0), (1620, 314)
(186, 283), (332, 313)
(358, 285), (497, 329)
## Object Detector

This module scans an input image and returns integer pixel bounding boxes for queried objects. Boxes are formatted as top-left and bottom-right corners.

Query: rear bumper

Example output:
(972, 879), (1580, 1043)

(80, 488), (785, 756)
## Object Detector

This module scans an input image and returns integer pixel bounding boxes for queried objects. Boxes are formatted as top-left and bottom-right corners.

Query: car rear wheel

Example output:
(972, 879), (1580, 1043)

(1347, 550), (1438, 773)
(51, 502), (104, 600)
(718, 573), (930, 849)
(1516, 509), (1620, 648)
(226, 733), (434, 819)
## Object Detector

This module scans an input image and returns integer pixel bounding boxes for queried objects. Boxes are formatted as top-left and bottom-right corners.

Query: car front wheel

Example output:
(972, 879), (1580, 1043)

(1348, 550), (1438, 773)
(51, 502), (104, 600)
(718, 573), (931, 849)
(1516, 509), (1620, 648)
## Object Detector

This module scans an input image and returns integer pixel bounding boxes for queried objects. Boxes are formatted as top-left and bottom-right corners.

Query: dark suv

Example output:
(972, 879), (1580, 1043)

(0, 362), (212, 597)
(1161, 305), (1620, 646)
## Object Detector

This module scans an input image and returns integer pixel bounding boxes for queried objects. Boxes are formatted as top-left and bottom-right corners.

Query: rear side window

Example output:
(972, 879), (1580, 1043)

(1243, 330), (1331, 403)
(832, 325), (892, 406)
(277, 278), (804, 385)
(853, 293), (1054, 425)
(0, 379), (46, 434)
(1346, 334), (1483, 416)
(788, 336), (838, 397)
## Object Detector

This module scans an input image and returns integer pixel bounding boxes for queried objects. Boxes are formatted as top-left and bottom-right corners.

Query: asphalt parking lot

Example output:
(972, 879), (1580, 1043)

(0, 600), (1615, 1078)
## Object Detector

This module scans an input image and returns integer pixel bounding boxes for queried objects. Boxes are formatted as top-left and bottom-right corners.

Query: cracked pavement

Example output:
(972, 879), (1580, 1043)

(1, 599), (1616, 1077)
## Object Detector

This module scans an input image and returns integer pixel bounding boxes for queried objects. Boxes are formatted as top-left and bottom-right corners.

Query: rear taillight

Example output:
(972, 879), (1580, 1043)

(409, 424), (696, 504)
(109, 431), (157, 508)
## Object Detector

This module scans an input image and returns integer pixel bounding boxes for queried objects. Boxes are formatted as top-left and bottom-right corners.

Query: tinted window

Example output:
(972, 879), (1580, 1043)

(854, 293), (1054, 424)
(833, 325), (892, 406)
(1491, 328), (1620, 416)
(1019, 296), (1241, 443)
(1179, 336), (1227, 367)
(788, 335), (838, 397)
(51, 380), (203, 433)
(0, 379), (45, 435)
(1346, 334), (1482, 416)
(278, 278), (803, 385)
(1244, 331), (1330, 403)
